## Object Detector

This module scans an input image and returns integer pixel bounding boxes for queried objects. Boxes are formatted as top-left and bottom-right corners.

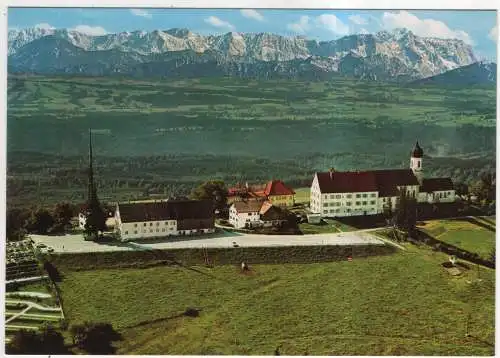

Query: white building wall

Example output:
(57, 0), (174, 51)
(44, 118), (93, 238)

(119, 219), (178, 241)
(428, 190), (456, 204)
(229, 205), (261, 229)
(319, 191), (379, 217)
(310, 175), (322, 214)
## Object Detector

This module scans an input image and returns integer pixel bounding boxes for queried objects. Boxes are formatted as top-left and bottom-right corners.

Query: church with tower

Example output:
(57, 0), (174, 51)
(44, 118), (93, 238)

(309, 141), (455, 218)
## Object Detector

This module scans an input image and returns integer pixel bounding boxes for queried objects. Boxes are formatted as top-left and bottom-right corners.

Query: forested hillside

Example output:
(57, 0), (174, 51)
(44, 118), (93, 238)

(7, 75), (496, 207)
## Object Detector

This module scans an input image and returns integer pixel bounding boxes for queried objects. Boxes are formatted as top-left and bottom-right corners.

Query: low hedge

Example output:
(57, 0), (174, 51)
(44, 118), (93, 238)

(49, 244), (396, 271)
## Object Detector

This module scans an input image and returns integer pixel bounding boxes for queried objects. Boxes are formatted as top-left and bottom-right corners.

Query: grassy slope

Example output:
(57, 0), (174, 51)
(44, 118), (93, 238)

(58, 248), (494, 355)
(417, 218), (495, 259)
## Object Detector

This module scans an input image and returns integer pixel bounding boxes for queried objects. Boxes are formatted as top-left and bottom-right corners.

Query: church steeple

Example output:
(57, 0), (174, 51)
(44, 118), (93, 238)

(88, 129), (97, 205)
(412, 141), (423, 158)
(410, 140), (423, 185)
(84, 129), (106, 239)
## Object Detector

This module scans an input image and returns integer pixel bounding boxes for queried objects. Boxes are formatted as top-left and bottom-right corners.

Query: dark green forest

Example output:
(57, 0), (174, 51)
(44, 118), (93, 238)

(7, 75), (496, 208)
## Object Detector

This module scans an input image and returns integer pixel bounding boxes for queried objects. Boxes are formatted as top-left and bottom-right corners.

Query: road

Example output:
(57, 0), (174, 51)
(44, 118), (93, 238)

(30, 229), (386, 254)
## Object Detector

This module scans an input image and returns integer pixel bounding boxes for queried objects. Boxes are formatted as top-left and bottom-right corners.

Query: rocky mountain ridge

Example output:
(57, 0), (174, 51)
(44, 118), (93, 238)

(8, 27), (478, 81)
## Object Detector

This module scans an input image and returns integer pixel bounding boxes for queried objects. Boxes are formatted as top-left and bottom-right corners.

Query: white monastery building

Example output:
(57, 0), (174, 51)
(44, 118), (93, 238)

(114, 199), (215, 241)
(310, 142), (455, 217)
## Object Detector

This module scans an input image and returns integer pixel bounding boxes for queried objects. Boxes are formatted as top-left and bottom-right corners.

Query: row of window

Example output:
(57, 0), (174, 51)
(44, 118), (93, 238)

(322, 208), (376, 214)
(124, 227), (175, 235)
(319, 193), (378, 199)
(133, 221), (175, 228)
(323, 200), (377, 207)
(434, 192), (453, 199)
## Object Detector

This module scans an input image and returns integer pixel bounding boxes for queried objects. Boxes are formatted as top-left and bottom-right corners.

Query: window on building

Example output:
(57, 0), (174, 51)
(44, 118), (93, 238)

(336, 194), (341, 199)
(371, 193), (376, 197)
(125, 231), (129, 235)
(370, 201), (376, 205)
(346, 194), (352, 198)
(150, 223), (153, 226)
(248, 213), (252, 216)
(362, 201), (367, 205)
(418, 161), (420, 168)
(347, 209), (351, 212)
(162, 228), (165, 232)
(362, 194), (367, 198)
(134, 231), (137, 234)
(156, 229), (159, 233)
(356, 194), (361, 198)
(156, 222), (159, 226)
(346, 202), (352, 206)
(134, 224), (137, 227)
(355, 201), (360, 206)
(149, 229), (153, 233)
(143, 223), (147, 227)
(323, 210), (327, 214)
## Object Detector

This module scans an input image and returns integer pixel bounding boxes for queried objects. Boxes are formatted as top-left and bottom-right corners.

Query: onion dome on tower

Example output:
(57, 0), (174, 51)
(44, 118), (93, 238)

(411, 141), (423, 158)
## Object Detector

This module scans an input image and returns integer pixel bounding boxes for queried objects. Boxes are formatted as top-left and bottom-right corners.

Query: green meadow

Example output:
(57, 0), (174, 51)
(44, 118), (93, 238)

(57, 246), (495, 355)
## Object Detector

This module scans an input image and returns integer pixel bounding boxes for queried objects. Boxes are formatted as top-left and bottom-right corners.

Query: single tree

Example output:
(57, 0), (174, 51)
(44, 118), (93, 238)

(454, 181), (469, 198)
(393, 189), (417, 238)
(52, 202), (74, 233)
(190, 180), (228, 213)
(471, 172), (495, 204)
(6, 325), (67, 355)
(6, 207), (30, 241)
(70, 321), (121, 354)
(27, 207), (55, 234)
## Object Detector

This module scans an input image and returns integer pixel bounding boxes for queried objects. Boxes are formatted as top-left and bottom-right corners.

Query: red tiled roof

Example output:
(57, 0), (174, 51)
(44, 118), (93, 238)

(259, 201), (274, 215)
(264, 180), (295, 196)
(421, 178), (454, 193)
(316, 169), (419, 196)
(372, 169), (420, 197)
(232, 199), (265, 213)
(316, 171), (378, 193)
(261, 204), (287, 221)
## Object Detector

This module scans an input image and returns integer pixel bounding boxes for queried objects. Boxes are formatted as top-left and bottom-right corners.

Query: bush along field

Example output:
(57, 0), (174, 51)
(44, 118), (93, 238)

(51, 243), (495, 356)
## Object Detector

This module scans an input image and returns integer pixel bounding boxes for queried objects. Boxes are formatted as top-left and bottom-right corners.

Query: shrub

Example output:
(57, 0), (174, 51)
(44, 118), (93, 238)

(184, 308), (200, 317)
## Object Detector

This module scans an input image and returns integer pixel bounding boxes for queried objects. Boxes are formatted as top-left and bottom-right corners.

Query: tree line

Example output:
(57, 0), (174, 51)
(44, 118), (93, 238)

(6, 321), (121, 355)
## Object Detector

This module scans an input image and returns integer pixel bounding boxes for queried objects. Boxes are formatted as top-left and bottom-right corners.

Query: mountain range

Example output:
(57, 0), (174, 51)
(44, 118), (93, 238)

(7, 26), (495, 83)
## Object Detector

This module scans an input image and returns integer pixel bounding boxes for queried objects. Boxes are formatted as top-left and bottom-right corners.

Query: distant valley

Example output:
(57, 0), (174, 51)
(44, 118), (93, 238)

(8, 27), (496, 84)
(6, 75), (496, 207)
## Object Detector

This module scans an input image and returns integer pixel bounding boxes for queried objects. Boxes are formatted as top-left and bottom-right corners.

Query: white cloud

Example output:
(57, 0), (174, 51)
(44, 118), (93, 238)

(287, 16), (310, 34)
(348, 14), (368, 25)
(71, 25), (107, 36)
(240, 9), (264, 22)
(130, 9), (152, 19)
(34, 23), (55, 30)
(204, 16), (234, 30)
(316, 14), (349, 36)
(489, 25), (498, 42)
(381, 11), (473, 45)
(358, 28), (370, 35)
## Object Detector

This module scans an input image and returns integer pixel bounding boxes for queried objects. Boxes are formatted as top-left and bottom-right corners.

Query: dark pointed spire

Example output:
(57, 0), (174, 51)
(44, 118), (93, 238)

(88, 129), (97, 204)
(84, 129), (106, 239)
(412, 140), (423, 158)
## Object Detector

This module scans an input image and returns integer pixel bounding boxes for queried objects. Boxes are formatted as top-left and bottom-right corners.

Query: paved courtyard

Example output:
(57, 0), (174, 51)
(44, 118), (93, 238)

(29, 230), (385, 253)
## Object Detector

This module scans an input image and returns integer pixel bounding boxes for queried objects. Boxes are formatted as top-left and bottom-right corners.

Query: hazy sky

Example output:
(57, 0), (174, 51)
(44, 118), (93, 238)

(8, 8), (498, 60)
